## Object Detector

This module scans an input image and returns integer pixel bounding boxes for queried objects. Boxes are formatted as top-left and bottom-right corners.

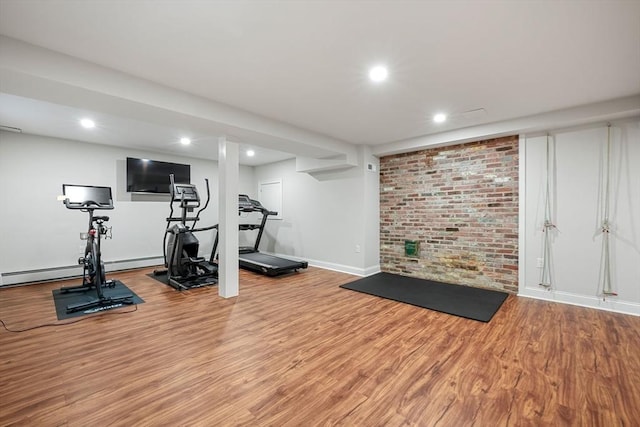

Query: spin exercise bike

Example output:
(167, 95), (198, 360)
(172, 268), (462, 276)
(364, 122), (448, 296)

(60, 184), (134, 313)
(153, 174), (218, 290)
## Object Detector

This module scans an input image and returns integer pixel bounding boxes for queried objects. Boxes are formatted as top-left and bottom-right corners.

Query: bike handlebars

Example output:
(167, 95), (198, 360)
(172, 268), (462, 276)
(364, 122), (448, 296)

(64, 199), (114, 210)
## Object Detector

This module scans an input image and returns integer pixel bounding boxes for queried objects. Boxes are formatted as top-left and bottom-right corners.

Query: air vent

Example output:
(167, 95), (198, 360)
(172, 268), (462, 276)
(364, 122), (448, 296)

(458, 108), (487, 120)
(0, 125), (23, 133)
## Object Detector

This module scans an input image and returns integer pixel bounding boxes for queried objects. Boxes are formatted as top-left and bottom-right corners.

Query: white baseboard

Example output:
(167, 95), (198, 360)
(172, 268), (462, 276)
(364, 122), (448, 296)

(0, 256), (164, 287)
(518, 287), (640, 317)
(1, 254), (381, 286)
(362, 265), (382, 277)
(308, 260), (380, 277)
(268, 252), (380, 277)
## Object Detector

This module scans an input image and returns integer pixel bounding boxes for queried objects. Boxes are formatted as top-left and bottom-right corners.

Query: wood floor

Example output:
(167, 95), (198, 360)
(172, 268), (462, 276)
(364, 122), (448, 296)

(1, 267), (639, 426)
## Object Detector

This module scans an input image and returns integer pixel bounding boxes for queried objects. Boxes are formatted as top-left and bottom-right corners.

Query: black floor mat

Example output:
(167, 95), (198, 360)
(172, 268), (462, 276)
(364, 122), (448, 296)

(146, 272), (217, 289)
(147, 271), (169, 285)
(340, 272), (508, 322)
(52, 280), (144, 320)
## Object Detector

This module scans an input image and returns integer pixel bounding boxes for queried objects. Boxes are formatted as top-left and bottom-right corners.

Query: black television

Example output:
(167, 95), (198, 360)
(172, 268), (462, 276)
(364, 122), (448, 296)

(126, 157), (190, 194)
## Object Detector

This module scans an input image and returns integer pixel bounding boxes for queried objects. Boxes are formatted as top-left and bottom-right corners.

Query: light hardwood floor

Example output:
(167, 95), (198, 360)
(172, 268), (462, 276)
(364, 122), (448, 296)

(1, 267), (639, 426)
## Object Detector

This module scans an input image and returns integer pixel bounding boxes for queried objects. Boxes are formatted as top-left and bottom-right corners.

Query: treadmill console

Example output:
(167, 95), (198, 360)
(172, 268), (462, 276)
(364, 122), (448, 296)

(238, 195), (275, 215)
(239, 194), (254, 211)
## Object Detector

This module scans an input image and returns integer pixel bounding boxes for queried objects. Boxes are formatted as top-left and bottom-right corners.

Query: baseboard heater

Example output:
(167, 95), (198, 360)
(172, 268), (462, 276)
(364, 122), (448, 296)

(0, 256), (163, 287)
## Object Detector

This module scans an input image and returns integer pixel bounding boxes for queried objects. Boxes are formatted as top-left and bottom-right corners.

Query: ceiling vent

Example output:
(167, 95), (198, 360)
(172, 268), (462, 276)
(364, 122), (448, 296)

(0, 125), (23, 133)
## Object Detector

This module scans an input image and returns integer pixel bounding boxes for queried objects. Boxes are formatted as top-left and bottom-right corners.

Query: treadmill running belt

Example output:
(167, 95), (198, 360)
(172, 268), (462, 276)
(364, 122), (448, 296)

(239, 252), (308, 276)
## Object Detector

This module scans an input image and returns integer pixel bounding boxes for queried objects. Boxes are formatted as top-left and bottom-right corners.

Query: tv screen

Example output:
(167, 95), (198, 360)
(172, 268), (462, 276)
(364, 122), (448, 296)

(126, 157), (190, 193)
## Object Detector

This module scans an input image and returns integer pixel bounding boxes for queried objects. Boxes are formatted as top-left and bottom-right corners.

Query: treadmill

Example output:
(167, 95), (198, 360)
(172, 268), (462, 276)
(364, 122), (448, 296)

(236, 195), (308, 276)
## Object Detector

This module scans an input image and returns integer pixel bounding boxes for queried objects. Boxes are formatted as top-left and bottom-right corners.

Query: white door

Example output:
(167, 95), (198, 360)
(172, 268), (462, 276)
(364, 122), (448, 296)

(259, 179), (282, 220)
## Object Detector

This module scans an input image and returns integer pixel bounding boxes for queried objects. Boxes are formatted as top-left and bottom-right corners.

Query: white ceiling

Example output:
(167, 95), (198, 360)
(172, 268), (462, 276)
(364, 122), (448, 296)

(0, 0), (639, 164)
(0, 92), (293, 166)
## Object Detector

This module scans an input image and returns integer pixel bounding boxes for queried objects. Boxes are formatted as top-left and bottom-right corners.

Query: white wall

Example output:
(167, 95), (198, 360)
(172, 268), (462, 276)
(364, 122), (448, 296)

(253, 151), (380, 275)
(361, 145), (381, 273)
(0, 131), (254, 284)
(520, 119), (640, 315)
(0, 130), (380, 284)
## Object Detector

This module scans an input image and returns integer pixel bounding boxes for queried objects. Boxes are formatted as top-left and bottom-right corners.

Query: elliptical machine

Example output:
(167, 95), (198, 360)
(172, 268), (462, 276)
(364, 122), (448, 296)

(154, 174), (218, 290)
(60, 184), (134, 313)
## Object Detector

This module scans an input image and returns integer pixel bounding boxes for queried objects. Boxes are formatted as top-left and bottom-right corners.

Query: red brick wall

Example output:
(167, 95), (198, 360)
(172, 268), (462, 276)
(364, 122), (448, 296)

(379, 135), (519, 293)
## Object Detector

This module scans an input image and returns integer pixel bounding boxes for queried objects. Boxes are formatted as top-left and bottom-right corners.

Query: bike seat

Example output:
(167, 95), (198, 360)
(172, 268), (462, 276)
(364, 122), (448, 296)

(94, 216), (110, 222)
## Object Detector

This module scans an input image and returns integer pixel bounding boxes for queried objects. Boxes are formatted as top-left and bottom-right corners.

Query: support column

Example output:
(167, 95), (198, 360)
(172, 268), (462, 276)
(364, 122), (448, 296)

(217, 136), (239, 298)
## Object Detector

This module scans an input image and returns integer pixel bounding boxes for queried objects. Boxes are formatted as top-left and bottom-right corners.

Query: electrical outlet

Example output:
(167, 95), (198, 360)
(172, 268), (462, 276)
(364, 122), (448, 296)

(536, 258), (544, 268)
(355, 245), (361, 253)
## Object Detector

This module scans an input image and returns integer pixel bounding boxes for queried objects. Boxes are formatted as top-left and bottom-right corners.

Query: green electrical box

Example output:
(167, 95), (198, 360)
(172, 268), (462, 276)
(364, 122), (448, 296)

(404, 240), (420, 257)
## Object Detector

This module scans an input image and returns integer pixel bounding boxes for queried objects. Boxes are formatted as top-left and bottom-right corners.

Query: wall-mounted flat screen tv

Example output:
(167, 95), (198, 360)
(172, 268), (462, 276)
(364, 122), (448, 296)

(126, 157), (190, 194)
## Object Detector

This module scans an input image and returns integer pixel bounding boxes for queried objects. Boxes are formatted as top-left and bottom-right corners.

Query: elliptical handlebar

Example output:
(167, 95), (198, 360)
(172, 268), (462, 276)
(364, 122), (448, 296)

(168, 173), (210, 229)
(194, 178), (210, 225)
(192, 224), (218, 233)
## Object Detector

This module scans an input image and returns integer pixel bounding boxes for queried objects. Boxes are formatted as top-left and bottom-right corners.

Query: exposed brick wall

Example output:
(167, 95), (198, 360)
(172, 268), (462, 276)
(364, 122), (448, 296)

(379, 135), (519, 293)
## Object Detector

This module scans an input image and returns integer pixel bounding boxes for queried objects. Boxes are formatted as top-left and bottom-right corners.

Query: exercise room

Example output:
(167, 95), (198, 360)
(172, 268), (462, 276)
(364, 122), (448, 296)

(1, 1), (639, 425)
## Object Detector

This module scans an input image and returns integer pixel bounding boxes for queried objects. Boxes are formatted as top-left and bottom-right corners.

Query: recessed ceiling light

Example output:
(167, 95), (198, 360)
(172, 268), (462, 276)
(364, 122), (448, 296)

(369, 65), (388, 83)
(433, 113), (447, 123)
(180, 137), (191, 145)
(80, 118), (95, 129)
(246, 149), (255, 157)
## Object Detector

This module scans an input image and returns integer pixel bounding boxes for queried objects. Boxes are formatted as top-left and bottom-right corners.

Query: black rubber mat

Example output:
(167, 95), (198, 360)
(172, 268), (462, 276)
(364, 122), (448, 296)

(52, 280), (143, 320)
(340, 272), (508, 322)
(146, 272), (217, 289)
(147, 271), (169, 285)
